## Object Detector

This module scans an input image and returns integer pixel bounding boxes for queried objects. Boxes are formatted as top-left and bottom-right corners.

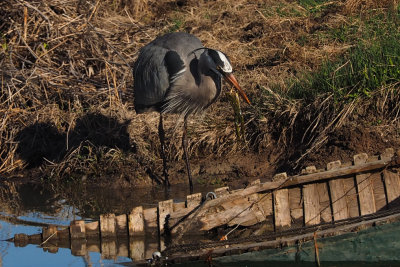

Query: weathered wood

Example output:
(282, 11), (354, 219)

(328, 161), (349, 221)
(198, 197), (253, 230)
(100, 214), (116, 238)
(282, 156), (398, 189)
(158, 199), (174, 234)
(71, 239), (86, 256)
(86, 239), (100, 253)
(117, 242), (129, 258)
(57, 228), (70, 240)
(129, 237), (145, 261)
(301, 165), (317, 175)
(13, 233), (29, 247)
(273, 172), (287, 182)
(228, 194), (266, 227)
(354, 153), (376, 215)
(381, 149), (400, 205)
(70, 220), (85, 239)
(317, 182), (332, 223)
(288, 188), (303, 226)
(101, 239), (117, 259)
(116, 214), (128, 236)
(183, 153), (398, 220)
(343, 177), (360, 218)
(168, 154), (398, 235)
(145, 237), (159, 260)
(257, 192), (274, 232)
(173, 202), (186, 211)
(215, 187), (229, 197)
(186, 193), (202, 208)
(43, 225), (58, 241)
(303, 184), (320, 225)
(143, 207), (158, 232)
(274, 189), (291, 230)
(384, 169), (400, 204)
(372, 171), (387, 211)
(129, 206), (145, 236)
(85, 221), (99, 237)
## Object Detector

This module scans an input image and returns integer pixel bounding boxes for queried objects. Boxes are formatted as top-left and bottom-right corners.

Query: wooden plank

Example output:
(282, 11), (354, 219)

(42, 225), (58, 241)
(85, 221), (99, 238)
(116, 214), (128, 236)
(128, 206), (145, 236)
(227, 193), (265, 227)
(186, 193), (202, 208)
(215, 187), (229, 197)
(273, 172), (287, 182)
(328, 161), (350, 221)
(274, 189), (291, 230)
(381, 148), (400, 204)
(101, 240), (117, 259)
(70, 220), (85, 239)
(158, 199), (174, 234)
(384, 168), (400, 204)
(303, 184), (320, 226)
(143, 207), (158, 232)
(173, 202), (186, 211)
(198, 198), (253, 230)
(13, 233), (29, 247)
(301, 165), (317, 175)
(372, 171), (387, 211)
(343, 177), (360, 218)
(129, 237), (145, 261)
(317, 182), (332, 223)
(71, 239), (86, 256)
(86, 239), (100, 253)
(281, 156), (398, 188)
(288, 188), (303, 227)
(117, 242), (129, 258)
(57, 228), (70, 240)
(354, 153), (376, 215)
(100, 214), (116, 238)
(254, 192), (274, 233)
(166, 150), (398, 236)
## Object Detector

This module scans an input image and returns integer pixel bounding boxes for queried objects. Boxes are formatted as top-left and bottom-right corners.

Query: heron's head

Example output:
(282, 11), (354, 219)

(206, 49), (250, 105)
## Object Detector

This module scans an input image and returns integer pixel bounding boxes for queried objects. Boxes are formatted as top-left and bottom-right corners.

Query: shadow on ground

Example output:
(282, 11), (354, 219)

(15, 113), (133, 168)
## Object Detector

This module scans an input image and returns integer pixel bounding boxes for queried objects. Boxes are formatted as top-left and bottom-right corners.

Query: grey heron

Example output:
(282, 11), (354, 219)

(133, 32), (250, 193)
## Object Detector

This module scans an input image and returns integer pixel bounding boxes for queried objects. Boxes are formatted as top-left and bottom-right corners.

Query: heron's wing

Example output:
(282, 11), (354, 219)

(164, 51), (186, 84)
(133, 43), (170, 113)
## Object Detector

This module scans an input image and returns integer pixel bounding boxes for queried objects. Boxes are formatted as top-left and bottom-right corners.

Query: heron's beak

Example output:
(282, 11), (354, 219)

(223, 73), (251, 105)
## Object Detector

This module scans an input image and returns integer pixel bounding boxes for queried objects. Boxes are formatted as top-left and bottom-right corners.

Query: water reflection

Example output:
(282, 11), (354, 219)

(0, 180), (213, 266)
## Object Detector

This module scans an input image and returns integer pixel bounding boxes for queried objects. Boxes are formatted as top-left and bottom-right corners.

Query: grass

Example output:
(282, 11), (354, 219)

(283, 10), (400, 101)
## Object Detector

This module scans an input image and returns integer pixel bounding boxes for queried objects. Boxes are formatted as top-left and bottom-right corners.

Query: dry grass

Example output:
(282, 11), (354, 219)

(1, 0), (399, 182)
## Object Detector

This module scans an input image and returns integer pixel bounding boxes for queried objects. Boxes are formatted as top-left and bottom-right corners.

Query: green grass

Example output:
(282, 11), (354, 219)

(284, 10), (400, 101)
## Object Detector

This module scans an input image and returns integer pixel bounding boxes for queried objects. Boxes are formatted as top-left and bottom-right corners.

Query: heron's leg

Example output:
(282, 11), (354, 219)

(159, 113), (170, 188)
(182, 116), (194, 194)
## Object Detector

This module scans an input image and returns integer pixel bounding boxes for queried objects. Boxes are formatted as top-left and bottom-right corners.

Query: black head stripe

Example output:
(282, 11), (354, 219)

(207, 49), (232, 73)
(207, 49), (224, 67)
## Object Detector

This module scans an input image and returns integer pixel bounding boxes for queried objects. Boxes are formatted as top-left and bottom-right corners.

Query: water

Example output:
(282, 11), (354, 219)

(0, 181), (203, 267)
